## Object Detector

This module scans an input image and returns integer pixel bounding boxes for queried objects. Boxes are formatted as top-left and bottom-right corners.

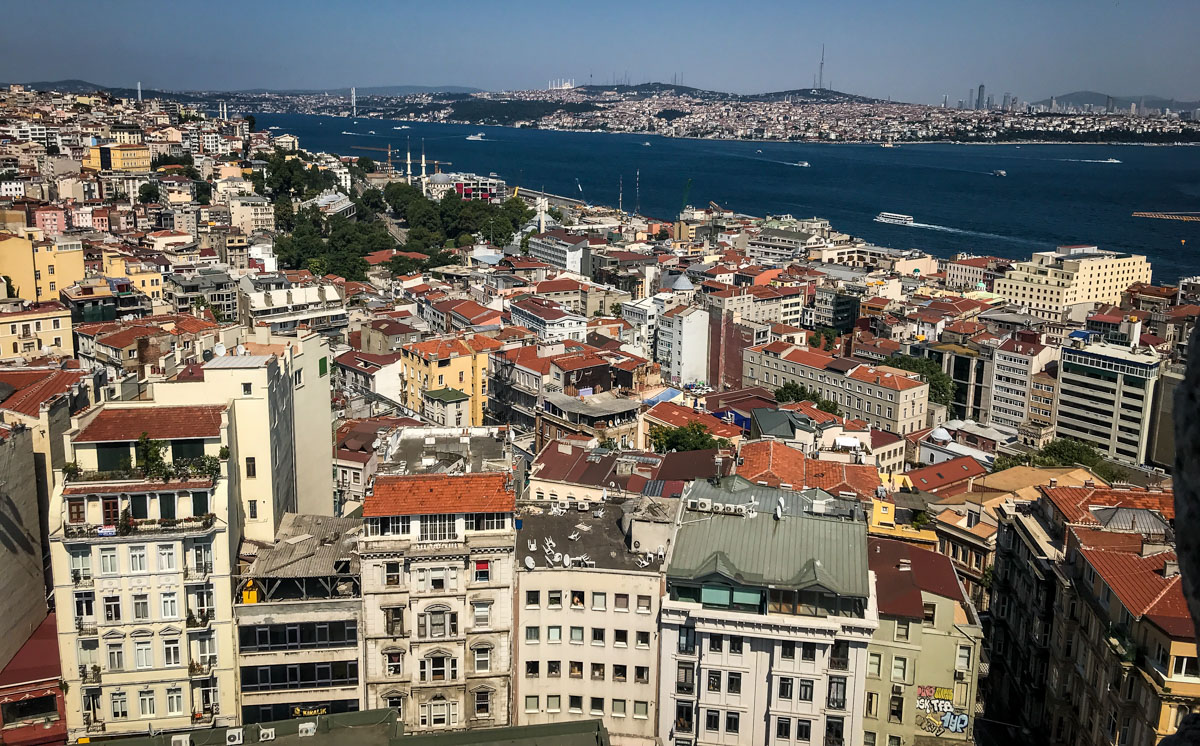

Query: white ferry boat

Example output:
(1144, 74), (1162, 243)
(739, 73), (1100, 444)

(1103, 158), (1121, 164)
(796, 161), (810, 167)
(874, 212), (914, 225)
(880, 141), (896, 148)
(466, 133), (486, 141)
(393, 125), (410, 130)
(992, 169), (1007, 177)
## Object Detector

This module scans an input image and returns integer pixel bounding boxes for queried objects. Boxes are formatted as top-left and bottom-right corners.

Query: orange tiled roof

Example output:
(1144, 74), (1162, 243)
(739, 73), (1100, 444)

(735, 440), (880, 498)
(365, 472), (515, 516)
(1043, 485), (1175, 525)
(645, 401), (742, 439)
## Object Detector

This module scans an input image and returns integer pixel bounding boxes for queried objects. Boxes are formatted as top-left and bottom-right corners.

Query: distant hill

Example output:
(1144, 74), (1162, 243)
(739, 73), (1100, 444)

(231, 85), (484, 96)
(574, 82), (879, 104)
(1034, 90), (1200, 111)
(15, 79), (482, 98)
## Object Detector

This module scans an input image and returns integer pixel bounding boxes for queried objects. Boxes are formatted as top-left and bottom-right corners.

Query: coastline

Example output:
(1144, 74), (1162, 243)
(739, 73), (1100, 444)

(252, 110), (1199, 148)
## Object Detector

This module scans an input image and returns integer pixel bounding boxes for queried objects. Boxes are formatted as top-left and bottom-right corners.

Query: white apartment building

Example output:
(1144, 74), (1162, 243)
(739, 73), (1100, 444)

(1056, 333), (1163, 465)
(659, 500), (878, 746)
(526, 230), (594, 274)
(49, 403), (240, 740)
(992, 246), (1152, 321)
(657, 305), (710, 386)
(509, 297), (588, 342)
(229, 195), (275, 235)
(747, 228), (827, 264)
(358, 472), (516, 733)
(237, 279), (348, 334)
(743, 342), (930, 435)
(985, 331), (1059, 430)
(512, 504), (666, 746)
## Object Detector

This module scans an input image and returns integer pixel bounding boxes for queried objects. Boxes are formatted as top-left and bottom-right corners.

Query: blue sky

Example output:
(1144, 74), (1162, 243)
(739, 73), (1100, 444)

(3, 0), (1197, 104)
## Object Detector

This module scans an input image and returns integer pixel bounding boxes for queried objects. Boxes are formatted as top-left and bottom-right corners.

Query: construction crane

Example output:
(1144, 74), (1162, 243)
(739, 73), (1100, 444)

(1132, 211), (1200, 223)
(349, 145), (451, 173)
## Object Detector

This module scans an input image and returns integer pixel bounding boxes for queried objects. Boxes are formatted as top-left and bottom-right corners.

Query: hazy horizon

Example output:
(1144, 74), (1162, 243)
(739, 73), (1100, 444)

(3, 0), (1198, 105)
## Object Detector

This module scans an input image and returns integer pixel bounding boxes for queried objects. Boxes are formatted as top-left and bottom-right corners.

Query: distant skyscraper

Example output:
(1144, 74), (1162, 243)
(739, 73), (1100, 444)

(1050, 96), (1058, 112)
(976, 84), (986, 110)
(1105, 95), (1114, 114)
(943, 94), (948, 108)
(351, 87), (357, 118)
(986, 94), (994, 110)
(1001, 92), (1011, 111)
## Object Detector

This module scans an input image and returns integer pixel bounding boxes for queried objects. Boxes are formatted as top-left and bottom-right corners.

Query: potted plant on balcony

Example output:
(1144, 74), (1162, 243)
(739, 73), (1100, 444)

(218, 445), (229, 461)
(63, 462), (81, 480)
(117, 507), (135, 536)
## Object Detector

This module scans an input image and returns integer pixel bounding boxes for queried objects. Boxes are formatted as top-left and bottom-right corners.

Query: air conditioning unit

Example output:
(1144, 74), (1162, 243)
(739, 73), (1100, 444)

(298, 723), (317, 738)
(725, 504), (739, 514)
(686, 499), (700, 511)
(733, 505), (747, 516)
(226, 729), (244, 746)
(577, 501), (589, 512)
(697, 499), (712, 512)
(171, 736), (191, 746)
(258, 728), (276, 743)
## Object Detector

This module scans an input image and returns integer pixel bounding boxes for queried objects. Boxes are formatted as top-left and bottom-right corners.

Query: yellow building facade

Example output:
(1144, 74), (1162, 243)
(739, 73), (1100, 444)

(398, 335), (500, 427)
(83, 143), (151, 172)
(0, 233), (87, 302)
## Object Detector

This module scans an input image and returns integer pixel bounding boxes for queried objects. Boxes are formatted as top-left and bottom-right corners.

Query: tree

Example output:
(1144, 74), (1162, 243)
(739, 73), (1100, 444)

(648, 422), (729, 453)
(137, 182), (160, 204)
(274, 198), (295, 232)
(886, 354), (955, 407)
(991, 437), (1129, 484)
(195, 181), (212, 205)
(357, 156), (375, 173)
(244, 115), (256, 132)
(656, 227), (671, 241)
(609, 302), (624, 316)
(774, 381), (841, 415)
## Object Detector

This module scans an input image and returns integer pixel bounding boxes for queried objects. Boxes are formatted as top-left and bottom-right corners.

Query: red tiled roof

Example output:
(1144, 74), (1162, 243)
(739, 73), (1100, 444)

(365, 472), (515, 516)
(645, 401), (742, 439)
(904, 456), (986, 492)
(735, 440), (880, 498)
(869, 538), (966, 619)
(62, 478), (215, 495)
(1081, 547), (1182, 620)
(1042, 485), (1175, 525)
(0, 369), (86, 418)
(74, 405), (226, 443)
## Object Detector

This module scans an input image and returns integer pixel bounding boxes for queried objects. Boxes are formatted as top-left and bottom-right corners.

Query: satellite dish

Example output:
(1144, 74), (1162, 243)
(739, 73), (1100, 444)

(774, 505), (783, 521)
(524, 556), (535, 571)
(213, 343), (227, 357)
(562, 554), (572, 568)
(235, 344), (247, 356)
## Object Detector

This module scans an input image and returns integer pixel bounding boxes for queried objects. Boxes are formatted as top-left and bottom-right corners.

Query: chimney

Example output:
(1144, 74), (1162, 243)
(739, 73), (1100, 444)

(1084, 479), (1095, 489)
(1049, 478), (1057, 488)
(1165, 559), (1180, 578)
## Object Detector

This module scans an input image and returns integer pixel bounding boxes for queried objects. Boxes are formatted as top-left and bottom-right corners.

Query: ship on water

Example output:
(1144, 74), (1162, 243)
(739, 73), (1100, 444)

(466, 132), (486, 141)
(874, 212), (914, 225)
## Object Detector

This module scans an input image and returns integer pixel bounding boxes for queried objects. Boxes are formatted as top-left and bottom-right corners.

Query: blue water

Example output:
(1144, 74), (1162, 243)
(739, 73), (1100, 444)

(254, 113), (1200, 284)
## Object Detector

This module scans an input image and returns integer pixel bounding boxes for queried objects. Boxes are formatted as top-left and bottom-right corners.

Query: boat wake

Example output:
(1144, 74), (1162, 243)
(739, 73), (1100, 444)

(907, 222), (1040, 245)
(1053, 158), (1122, 164)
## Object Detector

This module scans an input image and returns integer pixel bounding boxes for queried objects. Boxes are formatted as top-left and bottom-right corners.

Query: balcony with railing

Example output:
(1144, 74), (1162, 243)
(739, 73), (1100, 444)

(78, 665), (102, 684)
(63, 512), (218, 542)
(191, 705), (218, 725)
(75, 617), (98, 637)
(184, 562), (214, 582)
(189, 659), (216, 678)
(829, 656), (849, 671)
(186, 608), (214, 630)
(83, 713), (105, 733)
(826, 695), (846, 711)
(72, 570), (94, 588)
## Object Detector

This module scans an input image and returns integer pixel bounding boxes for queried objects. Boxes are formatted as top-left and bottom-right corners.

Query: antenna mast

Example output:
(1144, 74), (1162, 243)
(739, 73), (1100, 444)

(819, 44), (825, 90)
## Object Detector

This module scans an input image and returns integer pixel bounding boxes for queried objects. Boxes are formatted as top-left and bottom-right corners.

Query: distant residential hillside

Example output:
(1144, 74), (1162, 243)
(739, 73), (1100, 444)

(575, 82), (880, 104)
(14, 79), (482, 99)
(1035, 90), (1200, 111)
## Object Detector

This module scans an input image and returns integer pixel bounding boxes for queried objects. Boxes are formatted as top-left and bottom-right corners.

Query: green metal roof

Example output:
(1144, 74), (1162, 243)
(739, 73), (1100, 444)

(668, 510), (870, 598)
(423, 387), (471, 403)
(398, 719), (611, 745)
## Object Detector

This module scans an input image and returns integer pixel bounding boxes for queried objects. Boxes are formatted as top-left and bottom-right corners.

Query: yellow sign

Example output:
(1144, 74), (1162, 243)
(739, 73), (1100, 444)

(292, 705), (328, 717)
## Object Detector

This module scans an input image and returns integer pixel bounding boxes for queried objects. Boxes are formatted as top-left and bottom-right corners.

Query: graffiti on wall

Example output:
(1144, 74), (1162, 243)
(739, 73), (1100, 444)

(916, 685), (969, 736)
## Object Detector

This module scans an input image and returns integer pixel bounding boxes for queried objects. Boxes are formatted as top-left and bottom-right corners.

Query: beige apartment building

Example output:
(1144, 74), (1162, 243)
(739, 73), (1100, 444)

(48, 402), (241, 740)
(229, 195), (275, 234)
(865, 538), (983, 746)
(744, 341), (930, 435)
(0, 299), (73, 360)
(513, 505), (664, 745)
(358, 472), (515, 733)
(992, 246), (1152, 321)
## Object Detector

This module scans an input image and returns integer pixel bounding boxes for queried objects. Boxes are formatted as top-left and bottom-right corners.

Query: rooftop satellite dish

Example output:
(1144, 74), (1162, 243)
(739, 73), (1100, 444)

(235, 344), (246, 356)
(213, 343), (227, 357)
(524, 556), (535, 571)
(562, 553), (572, 568)
(774, 505), (783, 521)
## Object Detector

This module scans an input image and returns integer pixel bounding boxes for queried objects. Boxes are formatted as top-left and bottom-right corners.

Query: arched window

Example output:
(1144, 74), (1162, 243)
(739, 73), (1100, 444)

(419, 650), (458, 683)
(417, 605), (457, 639)
(470, 643), (492, 673)
(470, 686), (494, 719)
